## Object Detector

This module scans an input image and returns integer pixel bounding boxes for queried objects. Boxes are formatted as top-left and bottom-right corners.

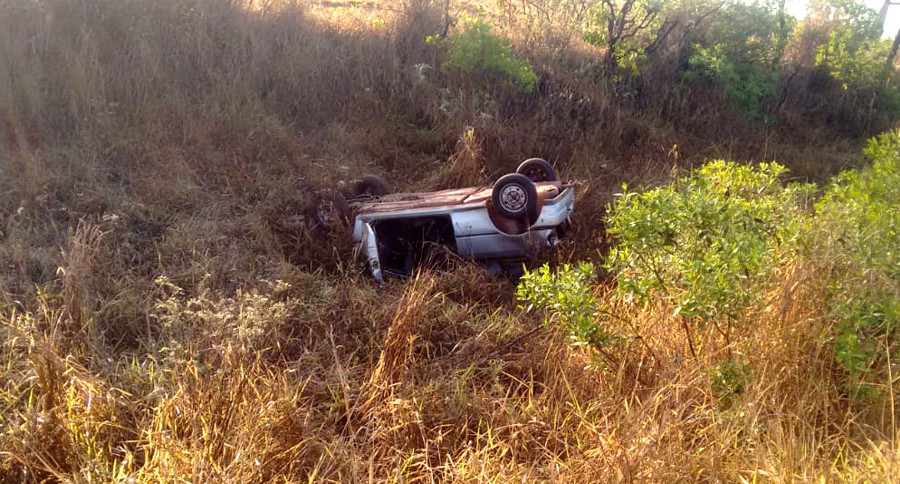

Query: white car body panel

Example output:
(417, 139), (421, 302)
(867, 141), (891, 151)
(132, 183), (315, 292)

(360, 222), (384, 283)
(348, 182), (575, 280)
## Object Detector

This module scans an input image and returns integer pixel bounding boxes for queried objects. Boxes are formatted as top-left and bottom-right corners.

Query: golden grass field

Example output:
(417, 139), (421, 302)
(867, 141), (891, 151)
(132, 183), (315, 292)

(0, 0), (896, 482)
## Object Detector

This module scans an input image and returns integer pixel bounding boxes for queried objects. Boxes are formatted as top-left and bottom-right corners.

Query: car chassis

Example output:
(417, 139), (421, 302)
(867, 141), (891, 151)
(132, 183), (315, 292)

(315, 159), (575, 282)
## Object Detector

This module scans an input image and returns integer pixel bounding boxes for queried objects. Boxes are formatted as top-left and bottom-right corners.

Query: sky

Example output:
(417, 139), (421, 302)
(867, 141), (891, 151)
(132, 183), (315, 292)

(784, 0), (900, 38)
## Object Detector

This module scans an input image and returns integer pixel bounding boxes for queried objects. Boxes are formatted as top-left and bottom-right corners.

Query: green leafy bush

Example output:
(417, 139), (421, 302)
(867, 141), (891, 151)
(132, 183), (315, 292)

(517, 262), (622, 351)
(441, 18), (537, 92)
(814, 130), (900, 396)
(679, 0), (795, 121)
(583, 0), (662, 76)
(604, 161), (814, 328)
(519, 131), (897, 402)
(709, 360), (752, 409)
(685, 45), (777, 121)
(816, 21), (900, 119)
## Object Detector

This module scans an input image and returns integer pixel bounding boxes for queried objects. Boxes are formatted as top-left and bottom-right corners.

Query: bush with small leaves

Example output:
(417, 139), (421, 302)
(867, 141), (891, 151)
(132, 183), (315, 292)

(517, 262), (623, 353)
(685, 45), (778, 121)
(604, 161), (814, 334)
(440, 18), (537, 93)
(814, 129), (900, 397)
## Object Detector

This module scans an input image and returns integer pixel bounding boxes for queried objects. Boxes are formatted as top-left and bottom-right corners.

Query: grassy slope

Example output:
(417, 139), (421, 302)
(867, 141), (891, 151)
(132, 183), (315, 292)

(0, 0), (896, 482)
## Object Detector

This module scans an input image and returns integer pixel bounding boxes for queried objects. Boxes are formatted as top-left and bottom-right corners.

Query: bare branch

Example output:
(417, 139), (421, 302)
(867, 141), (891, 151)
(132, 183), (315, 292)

(643, 19), (680, 56)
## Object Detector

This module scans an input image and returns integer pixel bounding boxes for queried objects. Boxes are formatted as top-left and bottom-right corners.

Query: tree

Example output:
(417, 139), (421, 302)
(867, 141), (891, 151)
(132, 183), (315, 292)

(804, 1), (900, 122)
(882, 1), (900, 81)
(681, 1), (797, 120)
(586, 0), (662, 72)
(584, 0), (722, 75)
(809, 0), (882, 65)
(888, 26), (900, 81)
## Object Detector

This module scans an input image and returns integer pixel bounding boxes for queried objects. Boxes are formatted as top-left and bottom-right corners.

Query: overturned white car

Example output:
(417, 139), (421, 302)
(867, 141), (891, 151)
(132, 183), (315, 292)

(314, 159), (575, 282)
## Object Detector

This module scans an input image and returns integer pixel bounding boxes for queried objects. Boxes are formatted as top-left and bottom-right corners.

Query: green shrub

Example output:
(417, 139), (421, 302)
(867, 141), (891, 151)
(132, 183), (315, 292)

(814, 130), (900, 396)
(440, 18), (537, 92)
(685, 45), (777, 121)
(677, 0), (801, 122)
(581, 0), (666, 77)
(709, 360), (752, 409)
(517, 262), (622, 352)
(519, 132), (897, 401)
(817, 29), (900, 119)
(604, 161), (814, 330)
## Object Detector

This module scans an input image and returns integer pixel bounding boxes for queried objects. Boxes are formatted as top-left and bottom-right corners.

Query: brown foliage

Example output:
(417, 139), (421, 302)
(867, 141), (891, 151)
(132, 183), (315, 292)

(0, 1), (896, 482)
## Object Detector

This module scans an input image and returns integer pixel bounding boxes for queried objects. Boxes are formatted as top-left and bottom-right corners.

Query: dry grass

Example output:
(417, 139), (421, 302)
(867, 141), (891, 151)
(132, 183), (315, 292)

(427, 126), (487, 189)
(0, 0), (896, 482)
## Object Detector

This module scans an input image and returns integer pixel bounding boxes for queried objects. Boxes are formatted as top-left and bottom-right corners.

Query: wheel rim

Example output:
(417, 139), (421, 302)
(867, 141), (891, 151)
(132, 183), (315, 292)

(499, 184), (527, 213)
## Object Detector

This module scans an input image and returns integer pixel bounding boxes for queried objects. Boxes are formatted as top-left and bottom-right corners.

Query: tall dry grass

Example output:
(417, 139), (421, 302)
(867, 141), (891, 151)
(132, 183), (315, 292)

(4, 257), (898, 482)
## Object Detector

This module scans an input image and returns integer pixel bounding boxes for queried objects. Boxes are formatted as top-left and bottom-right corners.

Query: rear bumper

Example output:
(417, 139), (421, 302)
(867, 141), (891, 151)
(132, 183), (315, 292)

(448, 185), (574, 238)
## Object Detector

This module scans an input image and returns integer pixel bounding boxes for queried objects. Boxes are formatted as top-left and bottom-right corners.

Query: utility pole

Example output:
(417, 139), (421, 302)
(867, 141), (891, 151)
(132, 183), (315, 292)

(879, 1), (900, 31)
(882, 1), (900, 79)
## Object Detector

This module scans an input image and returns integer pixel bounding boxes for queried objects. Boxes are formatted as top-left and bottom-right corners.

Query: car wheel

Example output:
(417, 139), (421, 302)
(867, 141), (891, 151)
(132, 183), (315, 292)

(314, 189), (350, 230)
(492, 173), (539, 225)
(353, 174), (390, 197)
(516, 158), (557, 183)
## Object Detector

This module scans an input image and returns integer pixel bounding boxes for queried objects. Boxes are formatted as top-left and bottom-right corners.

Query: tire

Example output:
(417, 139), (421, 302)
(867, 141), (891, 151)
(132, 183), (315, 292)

(516, 158), (557, 182)
(314, 189), (350, 230)
(353, 174), (390, 197)
(492, 173), (539, 225)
